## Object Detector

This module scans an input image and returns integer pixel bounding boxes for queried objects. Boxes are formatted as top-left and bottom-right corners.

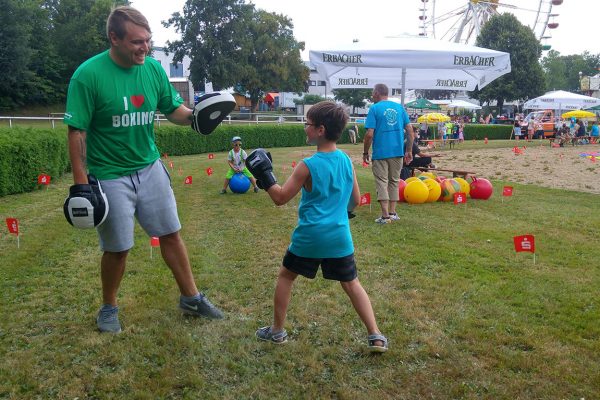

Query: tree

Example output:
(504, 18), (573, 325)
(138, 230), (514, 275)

(540, 51), (600, 93)
(470, 13), (545, 111)
(332, 89), (371, 115)
(541, 50), (568, 91)
(165, 0), (308, 111)
(50, 0), (128, 83)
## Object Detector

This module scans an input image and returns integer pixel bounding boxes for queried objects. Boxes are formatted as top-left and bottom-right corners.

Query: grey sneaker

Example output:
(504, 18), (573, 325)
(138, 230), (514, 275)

(374, 216), (391, 224)
(180, 293), (224, 319)
(219, 189), (226, 194)
(388, 213), (400, 221)
(256, 326), (288, 344)
(96, 305), (122, 333)
(254, 186), (259, 193)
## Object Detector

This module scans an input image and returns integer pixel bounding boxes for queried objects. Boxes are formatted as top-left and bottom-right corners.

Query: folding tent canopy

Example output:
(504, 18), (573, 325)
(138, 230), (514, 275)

(446, 99), (482, 110)
(523, 90), (600, 110)
(309, 37), (511, 104)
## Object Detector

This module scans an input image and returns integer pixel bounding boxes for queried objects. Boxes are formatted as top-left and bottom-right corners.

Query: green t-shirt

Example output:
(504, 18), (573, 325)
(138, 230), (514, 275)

(64, 50), (184, 179)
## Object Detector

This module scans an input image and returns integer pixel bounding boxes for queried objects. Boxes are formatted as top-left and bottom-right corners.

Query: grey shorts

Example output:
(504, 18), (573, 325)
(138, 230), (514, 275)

(97, 159), (181, 252)
(372, 157), (403, 202)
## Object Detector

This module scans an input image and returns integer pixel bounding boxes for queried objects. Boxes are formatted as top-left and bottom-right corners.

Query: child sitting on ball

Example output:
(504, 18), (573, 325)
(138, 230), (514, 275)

(220, 136), (259, 194)
(246, 101), (388, 353)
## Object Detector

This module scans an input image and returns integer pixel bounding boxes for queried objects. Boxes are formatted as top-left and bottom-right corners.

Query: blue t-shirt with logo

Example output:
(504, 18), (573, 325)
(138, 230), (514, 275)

(288, 150), (354, 258)
(365, 100), (410, 160)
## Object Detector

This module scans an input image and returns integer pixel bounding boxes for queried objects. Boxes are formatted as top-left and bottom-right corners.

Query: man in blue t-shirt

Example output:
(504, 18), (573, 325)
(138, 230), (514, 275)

(363, 84), (414, 224)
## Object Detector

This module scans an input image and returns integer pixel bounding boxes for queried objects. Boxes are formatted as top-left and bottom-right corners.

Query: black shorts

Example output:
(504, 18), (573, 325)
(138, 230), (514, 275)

(282, 250), (357, 282)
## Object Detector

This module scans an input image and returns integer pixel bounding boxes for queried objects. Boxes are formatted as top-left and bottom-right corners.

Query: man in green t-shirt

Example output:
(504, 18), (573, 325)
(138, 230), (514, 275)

(64, 6), (223, 333)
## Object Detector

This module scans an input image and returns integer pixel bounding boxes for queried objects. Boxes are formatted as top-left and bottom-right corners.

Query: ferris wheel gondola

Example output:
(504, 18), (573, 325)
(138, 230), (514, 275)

(418, 0), (563, 51)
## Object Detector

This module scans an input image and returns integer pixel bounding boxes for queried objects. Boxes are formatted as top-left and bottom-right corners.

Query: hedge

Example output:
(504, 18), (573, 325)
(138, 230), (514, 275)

(410, 123), (513, 140)
(0, 128), (69, 196)
(0, 122), (511, 197)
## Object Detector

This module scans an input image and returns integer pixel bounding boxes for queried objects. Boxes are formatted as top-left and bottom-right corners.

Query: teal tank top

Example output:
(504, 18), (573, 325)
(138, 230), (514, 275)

(288, 150), (354, 258)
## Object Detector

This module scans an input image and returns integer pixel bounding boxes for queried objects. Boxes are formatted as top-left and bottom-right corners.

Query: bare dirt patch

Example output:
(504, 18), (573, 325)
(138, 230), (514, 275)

(437, 143), (600, 194)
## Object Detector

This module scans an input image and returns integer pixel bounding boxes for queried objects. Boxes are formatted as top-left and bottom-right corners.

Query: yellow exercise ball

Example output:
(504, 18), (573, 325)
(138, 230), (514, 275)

(454, 177), (471, 196)
(419, 171), (436, 180)
(405, 176), (419, 184)
(404, 180), (429, 204)
(422, 178), (441, 202)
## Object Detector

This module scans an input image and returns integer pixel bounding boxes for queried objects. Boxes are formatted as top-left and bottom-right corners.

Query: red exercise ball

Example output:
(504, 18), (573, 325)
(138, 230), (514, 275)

(398, 179), (407, 202)
(470, 177), (493, 200)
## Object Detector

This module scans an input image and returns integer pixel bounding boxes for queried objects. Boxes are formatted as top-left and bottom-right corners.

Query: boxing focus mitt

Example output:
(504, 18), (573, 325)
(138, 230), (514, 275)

(63, 175), (109, 229)
(246, 148), (277, 191)
(191, 92), (236, 135)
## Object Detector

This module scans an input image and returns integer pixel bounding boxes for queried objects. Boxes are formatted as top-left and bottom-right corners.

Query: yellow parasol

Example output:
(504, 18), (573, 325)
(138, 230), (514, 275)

(561, 110), (596, 119)
(417, 113), (451, 123)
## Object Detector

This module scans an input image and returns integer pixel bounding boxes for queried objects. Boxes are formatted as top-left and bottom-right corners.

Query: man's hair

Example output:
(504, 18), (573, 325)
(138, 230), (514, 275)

(307, 101), (349, 141)
(373, 83), (389, 97)
(106, 6), (151, 41)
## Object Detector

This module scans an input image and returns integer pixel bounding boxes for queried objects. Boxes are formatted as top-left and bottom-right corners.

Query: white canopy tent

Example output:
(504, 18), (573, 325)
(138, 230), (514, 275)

(309, 37), (511, 104)
(523, 90), (600, 110)
(446, 99), (482, 110)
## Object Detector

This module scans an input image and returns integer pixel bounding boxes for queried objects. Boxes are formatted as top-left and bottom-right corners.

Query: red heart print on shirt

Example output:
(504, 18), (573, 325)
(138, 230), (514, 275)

(131, 95), (145, 108)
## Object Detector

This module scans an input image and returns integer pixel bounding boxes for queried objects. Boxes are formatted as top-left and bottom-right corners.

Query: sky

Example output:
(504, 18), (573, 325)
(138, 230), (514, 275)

(133, 0), (599, 59)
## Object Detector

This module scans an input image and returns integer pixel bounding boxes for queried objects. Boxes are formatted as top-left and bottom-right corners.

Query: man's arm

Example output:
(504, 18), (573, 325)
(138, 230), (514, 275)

(67, 126), (88, 184)
(404, 123), (415, 164)
(165, 104), (193, 125)
(363, 128), (374, 163)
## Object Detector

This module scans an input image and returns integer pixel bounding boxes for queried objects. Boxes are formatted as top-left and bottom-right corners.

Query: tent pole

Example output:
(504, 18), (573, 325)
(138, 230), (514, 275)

(401, 68), (407, 105)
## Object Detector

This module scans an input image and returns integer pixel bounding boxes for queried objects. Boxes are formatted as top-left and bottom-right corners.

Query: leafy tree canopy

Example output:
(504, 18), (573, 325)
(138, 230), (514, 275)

(470, 13), (545, 111)
(165, 0), (308, 110)
(332, 89), (371, 115)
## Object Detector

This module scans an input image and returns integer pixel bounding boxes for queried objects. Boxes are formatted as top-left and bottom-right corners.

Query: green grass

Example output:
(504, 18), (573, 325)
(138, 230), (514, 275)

(1, 144), (599, 399)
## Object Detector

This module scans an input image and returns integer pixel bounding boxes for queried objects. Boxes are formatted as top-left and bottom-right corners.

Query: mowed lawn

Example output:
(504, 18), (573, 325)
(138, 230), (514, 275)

(0, 143), (599, 399)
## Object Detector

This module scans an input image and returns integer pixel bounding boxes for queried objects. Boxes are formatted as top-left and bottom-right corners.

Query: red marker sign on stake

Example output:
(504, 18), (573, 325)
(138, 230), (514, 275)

(5, 218), (19, 248)
(169, 161), (174, 170)
(453, 192), (467, 205)
(150, 236), (160, 259)
(208, 153), (214, 160)
(38, 174), (51, 186)
(206, 167), (214, 176)
(514, 234), (536, 264)
(184, 176), (193, 185)
(502, 186), (513, 203)
(359, 192), (372, 212)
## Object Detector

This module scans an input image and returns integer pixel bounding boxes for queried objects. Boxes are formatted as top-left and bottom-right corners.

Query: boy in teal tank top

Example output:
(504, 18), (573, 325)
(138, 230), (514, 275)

(248, 101), (388, 352)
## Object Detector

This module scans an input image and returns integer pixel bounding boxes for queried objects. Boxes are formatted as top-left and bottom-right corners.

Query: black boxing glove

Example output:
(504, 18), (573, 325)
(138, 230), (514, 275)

(63, 175), (109, 229)
(246, 148), (277, 191)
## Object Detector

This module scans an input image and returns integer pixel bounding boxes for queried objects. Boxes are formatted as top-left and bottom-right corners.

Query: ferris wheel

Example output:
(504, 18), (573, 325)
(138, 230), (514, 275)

(418, 0), (564, 50)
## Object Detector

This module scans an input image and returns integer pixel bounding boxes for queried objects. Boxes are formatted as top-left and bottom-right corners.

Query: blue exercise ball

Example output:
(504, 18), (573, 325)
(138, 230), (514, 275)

(229, 173), (251, 193)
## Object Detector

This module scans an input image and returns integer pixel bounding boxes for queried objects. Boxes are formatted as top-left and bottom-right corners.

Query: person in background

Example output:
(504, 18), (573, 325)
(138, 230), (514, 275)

(220, 136), (259, 194)
(363, 83), (414, 224)
(589, 120), (599, 144)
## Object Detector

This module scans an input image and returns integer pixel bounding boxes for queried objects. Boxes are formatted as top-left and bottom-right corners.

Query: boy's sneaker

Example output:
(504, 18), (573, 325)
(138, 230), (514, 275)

(256, 326), (288, 344)
(254, 186), (259, 193)
(96, 305), (122, 333)
(179, 293), (224, 319)
(388, 213), (400, 221)
(374, 216), (391, 224)
(219, 189), (226, 194)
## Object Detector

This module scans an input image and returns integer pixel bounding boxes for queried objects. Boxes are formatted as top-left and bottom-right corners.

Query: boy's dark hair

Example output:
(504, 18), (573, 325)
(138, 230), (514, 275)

(107, 6), (151, 41)
(306, 101), (349, 141)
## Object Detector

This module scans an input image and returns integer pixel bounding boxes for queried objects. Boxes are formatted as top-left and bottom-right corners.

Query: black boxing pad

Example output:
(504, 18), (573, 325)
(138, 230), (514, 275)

(192, 92), (236, 135)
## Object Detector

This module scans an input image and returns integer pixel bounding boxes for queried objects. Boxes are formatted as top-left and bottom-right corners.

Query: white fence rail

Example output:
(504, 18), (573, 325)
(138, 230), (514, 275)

(0, 113), (366, 129)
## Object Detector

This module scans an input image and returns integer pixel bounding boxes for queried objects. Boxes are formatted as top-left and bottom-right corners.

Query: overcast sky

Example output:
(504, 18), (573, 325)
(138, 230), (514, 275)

(132, 0), (599, 59)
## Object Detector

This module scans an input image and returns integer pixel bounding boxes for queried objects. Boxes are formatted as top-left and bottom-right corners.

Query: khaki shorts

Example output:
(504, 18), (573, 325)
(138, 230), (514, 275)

(372, 157), (403, 202)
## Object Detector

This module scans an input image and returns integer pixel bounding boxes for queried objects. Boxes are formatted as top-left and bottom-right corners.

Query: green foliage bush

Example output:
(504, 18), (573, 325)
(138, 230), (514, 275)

(410, 123), (513, 140)
(155, 123), (355, 156)
(0, 128), (69, 196)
